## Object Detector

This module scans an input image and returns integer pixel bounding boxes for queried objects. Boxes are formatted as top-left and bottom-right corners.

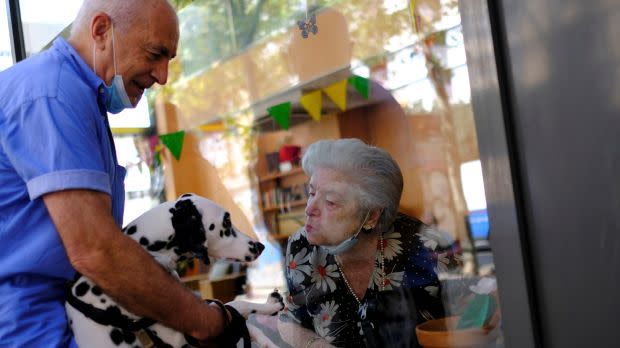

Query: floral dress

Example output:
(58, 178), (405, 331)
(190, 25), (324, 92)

(284, 213), (454, 347)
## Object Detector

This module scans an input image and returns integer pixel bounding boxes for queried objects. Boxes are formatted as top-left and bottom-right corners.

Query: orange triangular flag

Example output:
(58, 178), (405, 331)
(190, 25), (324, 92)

(300, 90), (323, 121)
(322, 79), (347, 111)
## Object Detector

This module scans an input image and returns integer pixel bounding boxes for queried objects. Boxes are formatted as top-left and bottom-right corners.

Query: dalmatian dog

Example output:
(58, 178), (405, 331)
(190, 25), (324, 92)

(65, 193), (284, 348)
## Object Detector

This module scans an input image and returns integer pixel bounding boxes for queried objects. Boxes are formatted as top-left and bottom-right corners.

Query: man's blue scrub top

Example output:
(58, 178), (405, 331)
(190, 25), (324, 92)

(0, 38), (126, 347)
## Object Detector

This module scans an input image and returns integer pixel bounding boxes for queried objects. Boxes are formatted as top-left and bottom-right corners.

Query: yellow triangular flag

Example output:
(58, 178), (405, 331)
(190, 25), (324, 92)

(300, 90), (323, 121)
(322, 79), (347, 111)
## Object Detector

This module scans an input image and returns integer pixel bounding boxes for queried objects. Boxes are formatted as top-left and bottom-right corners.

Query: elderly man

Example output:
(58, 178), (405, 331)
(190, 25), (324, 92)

(0, 1), (230, 346)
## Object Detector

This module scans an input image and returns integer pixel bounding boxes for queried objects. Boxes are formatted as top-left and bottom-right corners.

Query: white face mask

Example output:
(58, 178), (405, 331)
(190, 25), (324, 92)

(93, 22), (133, 114)
(323, 211), (370, 255)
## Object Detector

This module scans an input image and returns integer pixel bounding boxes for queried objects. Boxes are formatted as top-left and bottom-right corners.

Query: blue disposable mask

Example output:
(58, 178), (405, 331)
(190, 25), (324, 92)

(105, 75), (132, 114)
(93, 23), (134, 114)
(323, 211), (370, 255)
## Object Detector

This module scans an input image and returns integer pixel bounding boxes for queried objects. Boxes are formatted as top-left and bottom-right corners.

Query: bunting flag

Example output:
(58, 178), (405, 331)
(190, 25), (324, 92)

(153, 144), (162, 167)
(199, 122), (226, 132)
(159, 130), (185, 161)
(267, 102), (292, 130)
(322, 79), (348, 111)
(299, 90), (323, 121)
(348, 75), (370, 100)
(409, 0), (419, 34)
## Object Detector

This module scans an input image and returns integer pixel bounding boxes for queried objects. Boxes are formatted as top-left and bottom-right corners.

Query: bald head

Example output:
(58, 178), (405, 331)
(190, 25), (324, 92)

(70, 0), (177, 38)
(67, 0), (179, 106)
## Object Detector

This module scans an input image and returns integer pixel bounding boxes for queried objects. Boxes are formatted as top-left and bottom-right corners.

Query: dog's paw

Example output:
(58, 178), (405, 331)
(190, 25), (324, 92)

(226, 290), (285, 319)
(265, 290), (285, 315)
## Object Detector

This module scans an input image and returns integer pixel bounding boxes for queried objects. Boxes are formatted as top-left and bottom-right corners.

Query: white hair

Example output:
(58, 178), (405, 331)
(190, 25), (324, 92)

(302, 138), (403, 233)
(70, 0), (172, 37)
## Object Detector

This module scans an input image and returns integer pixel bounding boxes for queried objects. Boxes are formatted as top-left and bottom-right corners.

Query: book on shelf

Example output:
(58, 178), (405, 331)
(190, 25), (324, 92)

(262, 183), (309, 210)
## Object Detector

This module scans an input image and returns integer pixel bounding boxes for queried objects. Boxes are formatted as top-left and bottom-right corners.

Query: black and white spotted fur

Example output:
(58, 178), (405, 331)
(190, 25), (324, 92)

(66, 193), (284, 348)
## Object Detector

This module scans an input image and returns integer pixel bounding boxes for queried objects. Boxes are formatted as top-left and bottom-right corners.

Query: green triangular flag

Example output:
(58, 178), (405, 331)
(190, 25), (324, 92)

(348, 75), (370, 100)
(267, 102), (291, 130)
(159, 130), (185, 161)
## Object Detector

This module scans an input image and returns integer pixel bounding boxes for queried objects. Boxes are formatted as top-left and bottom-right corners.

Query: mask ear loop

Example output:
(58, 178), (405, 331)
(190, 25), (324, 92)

(92, 41), (96, 73)
(111, 22), (118, 76)
(351, 210), (371, 240)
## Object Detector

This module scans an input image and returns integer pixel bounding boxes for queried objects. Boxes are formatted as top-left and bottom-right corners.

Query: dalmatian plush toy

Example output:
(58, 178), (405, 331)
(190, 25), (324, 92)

(65, 193), (284, 348)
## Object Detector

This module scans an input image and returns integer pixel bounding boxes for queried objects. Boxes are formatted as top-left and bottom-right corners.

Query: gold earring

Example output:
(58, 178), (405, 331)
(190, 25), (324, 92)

(363, 224), (372, 231)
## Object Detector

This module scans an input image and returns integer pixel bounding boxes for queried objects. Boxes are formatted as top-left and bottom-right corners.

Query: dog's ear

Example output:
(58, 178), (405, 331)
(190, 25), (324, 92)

(169, 199), (209, 262)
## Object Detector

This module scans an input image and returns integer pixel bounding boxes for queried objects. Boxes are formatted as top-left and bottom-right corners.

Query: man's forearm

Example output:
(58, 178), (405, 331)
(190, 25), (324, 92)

(75, 226), (223, 339)
(78, 229), (225, 340)
(45, 190), (226, 340)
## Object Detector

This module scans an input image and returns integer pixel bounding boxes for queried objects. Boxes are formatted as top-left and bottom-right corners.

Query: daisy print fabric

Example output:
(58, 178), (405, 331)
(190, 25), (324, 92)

(284, 213), (451, 347)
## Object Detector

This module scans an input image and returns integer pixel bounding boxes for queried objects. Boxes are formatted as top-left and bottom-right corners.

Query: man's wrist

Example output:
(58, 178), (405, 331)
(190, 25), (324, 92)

(208, 301), (231, 335)
(190, 301), (228, 341)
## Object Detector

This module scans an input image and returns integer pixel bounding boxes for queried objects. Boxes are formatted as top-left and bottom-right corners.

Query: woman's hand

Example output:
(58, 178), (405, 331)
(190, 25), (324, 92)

(248, 320), (280, 348)
(277, 314), (337, 348)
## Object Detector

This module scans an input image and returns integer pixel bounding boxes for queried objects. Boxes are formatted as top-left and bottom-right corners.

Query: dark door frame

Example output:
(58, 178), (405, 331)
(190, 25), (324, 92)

(460, 0), (541, 346)
(5, 0), (26, 63)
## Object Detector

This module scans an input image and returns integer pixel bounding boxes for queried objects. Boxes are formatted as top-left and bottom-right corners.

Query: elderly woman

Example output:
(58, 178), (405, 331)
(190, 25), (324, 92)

(276, 138), (450, 348)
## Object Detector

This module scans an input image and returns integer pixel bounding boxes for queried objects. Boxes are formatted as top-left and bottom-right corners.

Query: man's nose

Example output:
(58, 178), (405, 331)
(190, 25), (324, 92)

(152, 60), (169, 85)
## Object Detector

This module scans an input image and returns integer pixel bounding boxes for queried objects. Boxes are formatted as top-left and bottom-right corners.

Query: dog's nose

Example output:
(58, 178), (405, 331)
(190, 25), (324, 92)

(256, 242), (265, 255)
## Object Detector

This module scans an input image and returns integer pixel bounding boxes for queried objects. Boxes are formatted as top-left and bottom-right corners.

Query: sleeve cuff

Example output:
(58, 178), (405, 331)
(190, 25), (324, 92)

(26, 169), (111, 200)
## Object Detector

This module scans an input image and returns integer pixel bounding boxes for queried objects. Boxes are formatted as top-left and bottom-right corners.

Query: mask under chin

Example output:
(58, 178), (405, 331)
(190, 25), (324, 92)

(324, 236), (359, 255)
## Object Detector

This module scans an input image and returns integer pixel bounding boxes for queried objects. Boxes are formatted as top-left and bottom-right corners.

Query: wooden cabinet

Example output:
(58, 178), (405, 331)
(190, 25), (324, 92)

(258, 166), (308, 242)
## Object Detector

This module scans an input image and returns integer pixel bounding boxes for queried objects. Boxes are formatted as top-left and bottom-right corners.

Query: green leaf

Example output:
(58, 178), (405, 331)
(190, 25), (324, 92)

(456, 294), (497, 329)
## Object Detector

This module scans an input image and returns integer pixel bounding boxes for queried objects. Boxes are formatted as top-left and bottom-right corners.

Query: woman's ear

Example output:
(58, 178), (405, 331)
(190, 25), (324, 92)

(90, 12), (112, 50)
(367, 208), (383, 229)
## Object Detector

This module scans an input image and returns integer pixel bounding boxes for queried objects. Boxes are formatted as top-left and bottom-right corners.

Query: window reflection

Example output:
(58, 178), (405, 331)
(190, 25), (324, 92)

(1, 3), (13, 70)
(18, 0), (81, 56)
(153, 0), (505, 346)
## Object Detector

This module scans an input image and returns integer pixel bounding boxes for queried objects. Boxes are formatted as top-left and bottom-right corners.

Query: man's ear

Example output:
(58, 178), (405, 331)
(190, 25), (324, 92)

(91, 12), (112, 50)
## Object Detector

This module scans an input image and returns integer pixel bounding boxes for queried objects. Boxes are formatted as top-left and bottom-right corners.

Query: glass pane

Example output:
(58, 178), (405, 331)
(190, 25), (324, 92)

(18, 0), (82, 56)
(153, 0), (507, 346)
(1, 2), (14, 70)
(113, 134), (163, 227)
(108, 94), (152, 129)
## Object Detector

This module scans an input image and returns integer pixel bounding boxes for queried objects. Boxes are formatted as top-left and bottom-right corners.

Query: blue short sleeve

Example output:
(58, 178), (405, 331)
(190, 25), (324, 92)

(0, 97), (110, 200)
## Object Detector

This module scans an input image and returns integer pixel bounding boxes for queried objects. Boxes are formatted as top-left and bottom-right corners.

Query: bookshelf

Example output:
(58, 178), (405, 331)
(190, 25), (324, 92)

(258, 167), (308, 241)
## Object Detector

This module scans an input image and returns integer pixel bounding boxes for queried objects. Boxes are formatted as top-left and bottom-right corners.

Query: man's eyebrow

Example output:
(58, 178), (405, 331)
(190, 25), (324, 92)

(150, 45), (176, 59)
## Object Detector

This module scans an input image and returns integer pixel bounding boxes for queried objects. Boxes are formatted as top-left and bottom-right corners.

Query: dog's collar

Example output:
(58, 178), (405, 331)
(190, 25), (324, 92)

(205, 299), (251, 348)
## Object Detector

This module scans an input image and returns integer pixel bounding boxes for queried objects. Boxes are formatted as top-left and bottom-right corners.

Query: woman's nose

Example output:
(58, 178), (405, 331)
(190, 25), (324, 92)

(305, 199), (318, 217)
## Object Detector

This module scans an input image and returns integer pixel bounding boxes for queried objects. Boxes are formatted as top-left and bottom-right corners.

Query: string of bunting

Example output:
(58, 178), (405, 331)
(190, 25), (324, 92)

(267, 74), (370, 130)
(153, 74), (369, 161)
(150, 0), (415, 162)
